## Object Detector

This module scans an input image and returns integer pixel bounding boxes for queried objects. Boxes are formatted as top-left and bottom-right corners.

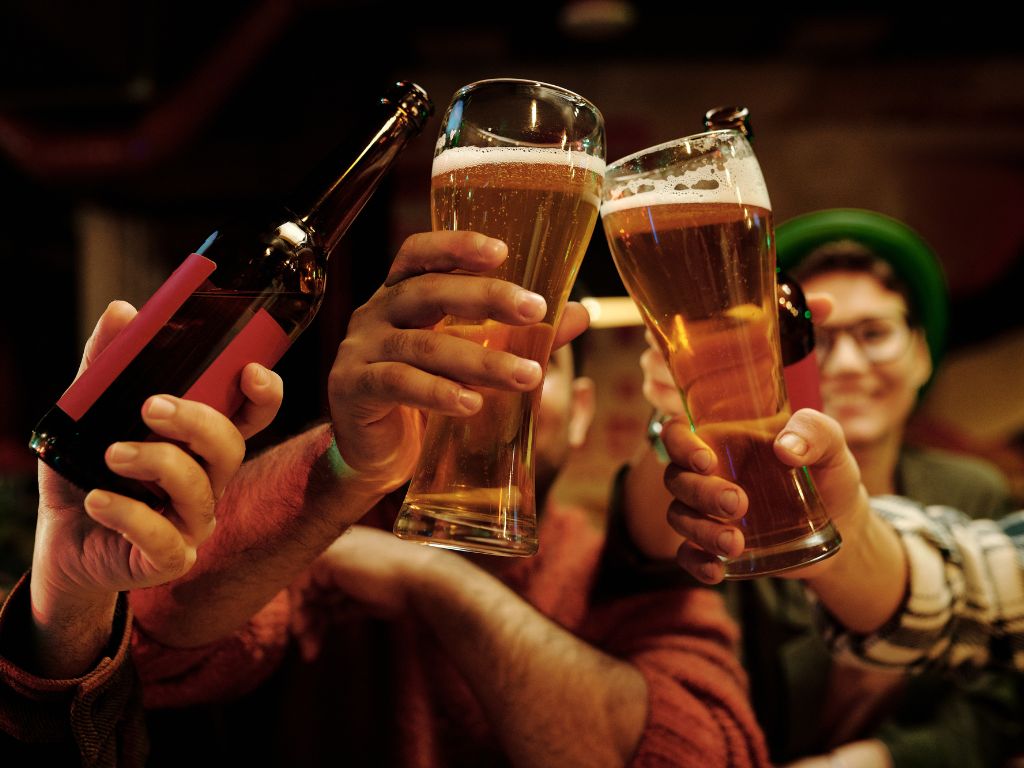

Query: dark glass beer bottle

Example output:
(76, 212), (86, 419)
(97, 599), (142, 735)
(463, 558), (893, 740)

(30, 81), (433, 507)
(775, 270), (823, 411)
(705, 105), (822, 411)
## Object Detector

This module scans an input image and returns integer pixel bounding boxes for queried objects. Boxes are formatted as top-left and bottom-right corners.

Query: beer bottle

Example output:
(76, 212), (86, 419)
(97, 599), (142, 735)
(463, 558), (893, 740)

(775, 271), (823, 411)
(30, 81), (433, 507)
(705, 105), (822, 411)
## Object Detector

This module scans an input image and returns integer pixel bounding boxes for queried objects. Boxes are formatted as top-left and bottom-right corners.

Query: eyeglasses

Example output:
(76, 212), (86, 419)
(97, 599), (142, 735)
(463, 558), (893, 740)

(814, 315), (914, 364)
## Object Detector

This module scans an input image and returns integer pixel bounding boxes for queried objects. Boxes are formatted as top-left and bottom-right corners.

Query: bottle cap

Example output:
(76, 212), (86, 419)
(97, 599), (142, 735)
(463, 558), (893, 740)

(703, 105), (753, 140)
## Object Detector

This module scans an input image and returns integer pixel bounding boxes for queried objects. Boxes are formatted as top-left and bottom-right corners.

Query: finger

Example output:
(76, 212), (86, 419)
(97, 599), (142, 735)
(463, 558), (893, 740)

(664, 464), (747, 521)
(639, 348), (675, 387)
(233, 363), (284, 440)
(104, 441), (216, 546)
(805, 292), (834, 324)
(675, 540), (728, 585)
(666, 500), (746, 559)
(83, 490), (196, 580)
(386, 232), (508, 286)
(343, 361), (486, 419)
(379, 272), (547, 329)
(661, 419), (716, 472)
(77, 301), (138, 377)
(140, 396), (246, 498)
(552, 301), (590, 350)
(773, 409), (865, 521)
(773, 409), (848, 471)
(368, 329), (543, 391)
(643, 327), (659, 351)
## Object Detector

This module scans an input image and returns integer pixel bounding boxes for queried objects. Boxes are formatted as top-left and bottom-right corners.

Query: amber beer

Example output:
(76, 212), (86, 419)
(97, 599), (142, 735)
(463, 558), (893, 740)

(602, 136), (838, 576)
(396, 147), (603, 555)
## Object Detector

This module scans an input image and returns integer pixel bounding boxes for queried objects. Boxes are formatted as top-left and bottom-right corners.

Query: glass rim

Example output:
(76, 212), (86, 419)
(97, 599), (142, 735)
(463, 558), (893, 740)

(451, 77), (603, 118)
(605, 128), (745, 176)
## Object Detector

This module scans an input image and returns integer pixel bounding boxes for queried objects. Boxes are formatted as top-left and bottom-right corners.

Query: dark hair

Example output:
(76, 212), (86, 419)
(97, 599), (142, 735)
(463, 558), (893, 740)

(790, 239), (922, 329)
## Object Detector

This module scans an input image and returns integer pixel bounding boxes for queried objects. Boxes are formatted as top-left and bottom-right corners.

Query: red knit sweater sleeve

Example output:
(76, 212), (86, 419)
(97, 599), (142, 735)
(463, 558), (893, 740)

(0, 572), (148, 767)
(131, 589), (292, 708)
(588, 588), (770, 768)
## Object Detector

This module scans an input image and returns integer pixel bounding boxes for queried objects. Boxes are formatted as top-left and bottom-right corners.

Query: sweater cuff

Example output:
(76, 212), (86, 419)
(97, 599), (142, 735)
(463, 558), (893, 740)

(0, 570), (143, 762)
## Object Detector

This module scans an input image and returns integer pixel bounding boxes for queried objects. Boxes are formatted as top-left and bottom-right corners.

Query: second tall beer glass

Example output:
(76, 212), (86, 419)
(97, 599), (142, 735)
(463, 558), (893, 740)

(394, 79), (605, 556)
(601, 130), (840, 577)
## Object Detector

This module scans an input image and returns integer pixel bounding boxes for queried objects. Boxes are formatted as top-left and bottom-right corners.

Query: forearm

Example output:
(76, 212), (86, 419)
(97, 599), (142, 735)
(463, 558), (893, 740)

(820, 504), (1024, 672)
(28, 585), (117, 679)
(623, 446), (680, 560)
(804, 489), (908, 634)
(131, 424), (387, 647)
(29, 517), (119, 678)
(411, 555), (647, 768)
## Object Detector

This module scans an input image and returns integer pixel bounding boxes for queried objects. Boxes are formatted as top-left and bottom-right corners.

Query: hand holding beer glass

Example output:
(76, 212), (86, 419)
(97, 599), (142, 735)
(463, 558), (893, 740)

(601, 130), (840, 577)
(393, 79), (605, 556)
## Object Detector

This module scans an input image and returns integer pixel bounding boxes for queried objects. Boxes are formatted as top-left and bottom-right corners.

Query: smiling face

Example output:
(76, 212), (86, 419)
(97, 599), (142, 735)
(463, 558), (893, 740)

(802, 270), (932, 450)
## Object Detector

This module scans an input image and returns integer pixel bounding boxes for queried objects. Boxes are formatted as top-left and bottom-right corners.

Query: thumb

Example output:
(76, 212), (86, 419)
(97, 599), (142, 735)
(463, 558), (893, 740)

(77, 301), (138, 378)
(773, 409), (863, 516)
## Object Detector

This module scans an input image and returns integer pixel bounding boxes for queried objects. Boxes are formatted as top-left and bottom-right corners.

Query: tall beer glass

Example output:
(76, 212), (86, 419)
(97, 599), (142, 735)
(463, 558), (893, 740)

(601, 130), (840, 577)
(394, 79), (605, 556)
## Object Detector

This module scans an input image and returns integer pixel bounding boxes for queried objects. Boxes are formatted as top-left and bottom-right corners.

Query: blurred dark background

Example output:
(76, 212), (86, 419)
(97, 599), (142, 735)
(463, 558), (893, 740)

(2, 1), (1023, 574)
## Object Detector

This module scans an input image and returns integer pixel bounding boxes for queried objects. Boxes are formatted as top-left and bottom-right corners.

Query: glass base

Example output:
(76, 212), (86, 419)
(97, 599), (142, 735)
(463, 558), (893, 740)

(721, 522), (842, 579)
(394, 502), (538, 557)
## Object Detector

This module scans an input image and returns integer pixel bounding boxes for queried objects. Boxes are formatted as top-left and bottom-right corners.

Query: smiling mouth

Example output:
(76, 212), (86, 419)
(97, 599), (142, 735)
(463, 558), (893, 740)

(824, 390), (876, 408)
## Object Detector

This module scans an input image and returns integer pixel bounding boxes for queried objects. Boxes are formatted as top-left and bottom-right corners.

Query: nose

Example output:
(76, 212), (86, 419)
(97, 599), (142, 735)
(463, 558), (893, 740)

(818, 330), (871, 375)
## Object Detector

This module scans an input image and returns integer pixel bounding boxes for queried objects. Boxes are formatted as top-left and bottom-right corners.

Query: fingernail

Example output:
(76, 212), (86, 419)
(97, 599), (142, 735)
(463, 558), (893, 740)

(478, 236), (507, 260)
(86, 490), (111, 509)
(458, 389), (482, 411)
(700, 562), (723, 583)
(778, 432), (808, 456)
(147, 396), (176, 419)
(517, 290), (546, 319)
(719, 489), (739, 516)
(252, 365), (268, 385)
(514, 359), (543, 385)
(716, 530), (736, 555)
(108, 443), (139, 462)
(691, 449), (712, 472)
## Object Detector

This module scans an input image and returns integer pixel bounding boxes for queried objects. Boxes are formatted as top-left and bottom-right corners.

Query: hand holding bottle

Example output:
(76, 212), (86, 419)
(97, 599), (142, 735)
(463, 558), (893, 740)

(29, 300), (283, 678)
(327, 230), (589, 495)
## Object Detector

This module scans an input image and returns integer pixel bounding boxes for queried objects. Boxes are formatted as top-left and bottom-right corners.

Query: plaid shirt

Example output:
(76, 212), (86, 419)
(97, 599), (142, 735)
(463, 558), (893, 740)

(818, 496), (1024, 672)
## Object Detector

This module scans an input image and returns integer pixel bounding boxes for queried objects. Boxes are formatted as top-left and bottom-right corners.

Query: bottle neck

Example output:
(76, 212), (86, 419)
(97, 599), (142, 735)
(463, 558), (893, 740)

(295, 112), (416, 258)
(288, 82), (432, 260)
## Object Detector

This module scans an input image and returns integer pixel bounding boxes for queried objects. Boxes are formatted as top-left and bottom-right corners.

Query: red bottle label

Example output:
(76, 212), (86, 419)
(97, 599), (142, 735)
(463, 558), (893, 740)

(783, 352), (823, 413)
(59, 253), (217, 420)
(57, 253), (293, 423)
(183, 308), (290, 416)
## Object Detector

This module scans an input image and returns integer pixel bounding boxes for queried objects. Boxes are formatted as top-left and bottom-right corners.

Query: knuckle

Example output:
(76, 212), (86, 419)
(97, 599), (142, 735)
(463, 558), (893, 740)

(410, 331), (441, 359)
(484, 279), (512, 311)
(378, 363), (406, 393)
(430, 377), (459, 409)
(381, 331), (409, 360)
(352, 367), (380, 398)
(155, 540), (190, 576)
(480, 348), (509, 377)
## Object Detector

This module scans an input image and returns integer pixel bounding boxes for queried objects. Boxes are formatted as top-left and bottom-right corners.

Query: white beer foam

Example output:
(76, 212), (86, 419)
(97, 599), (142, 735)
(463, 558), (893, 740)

(601, 148), (770, 216)
(433, 146), (606, 177)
